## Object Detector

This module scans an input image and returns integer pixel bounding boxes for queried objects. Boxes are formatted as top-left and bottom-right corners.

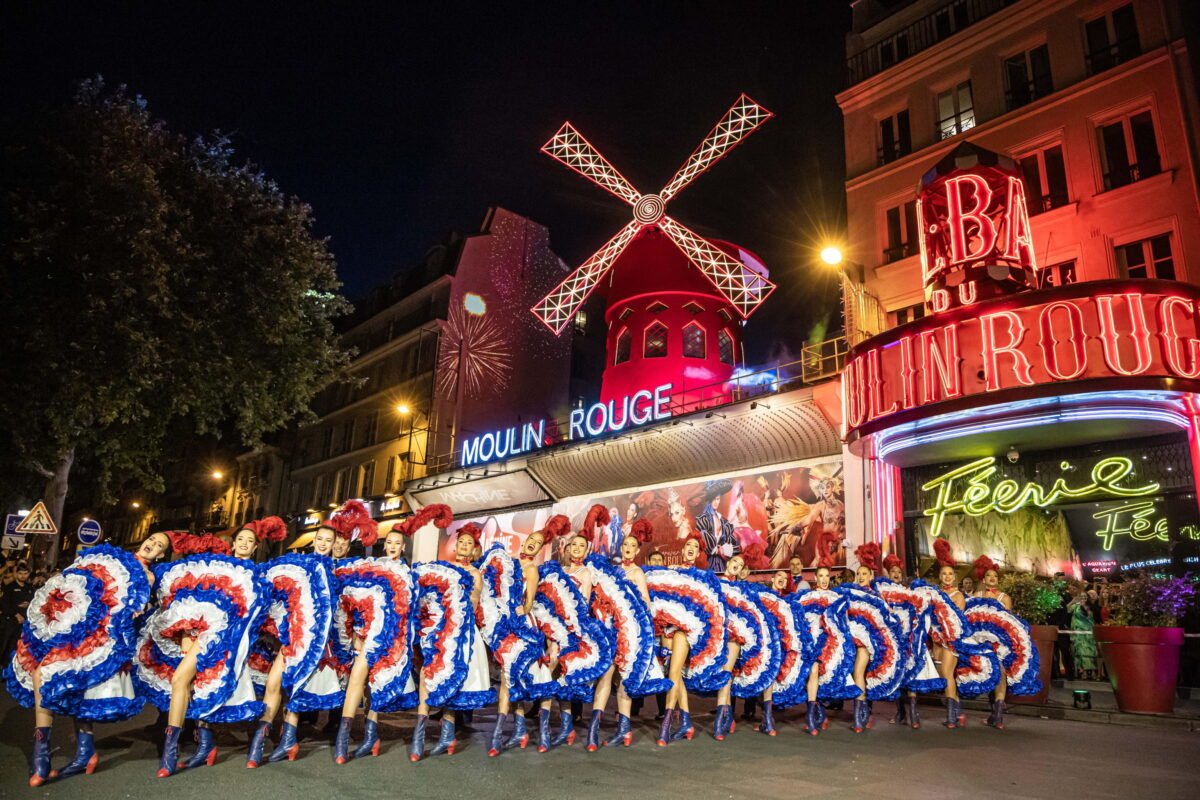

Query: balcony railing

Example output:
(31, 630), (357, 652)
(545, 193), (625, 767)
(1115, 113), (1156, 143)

(877, 141), (912, 166)
(1086, 37), (1141, 76)
(1005, 76), (1054, 111)
(883, 242), (920, 264)
(847, 0), (1018, 85)
(1029, 191), (1070, 214)
(1102, 160), (1161, 191)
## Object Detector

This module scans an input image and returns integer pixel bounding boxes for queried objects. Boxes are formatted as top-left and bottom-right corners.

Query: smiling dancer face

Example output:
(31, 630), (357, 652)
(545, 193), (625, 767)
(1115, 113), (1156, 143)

(939, 564), (957, 590)
(136, 531), (171, 564)
(332, 535), (351, 560)
(521, 530), (545, 559)
(311, 526), (336, 556)
(454, 531), (476, 563)
(232, 528), (258, 559)
(855, 565), (873, 587)
(723, 554), (745, 580)
(382, 529), (405, 559)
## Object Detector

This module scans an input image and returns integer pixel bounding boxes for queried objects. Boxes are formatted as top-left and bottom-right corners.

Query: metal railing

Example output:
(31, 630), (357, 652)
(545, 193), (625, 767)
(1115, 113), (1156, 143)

(847, 0), (1017, 85)
(1085, 37), (1141, 76)
(1102, 160), (1161, 191)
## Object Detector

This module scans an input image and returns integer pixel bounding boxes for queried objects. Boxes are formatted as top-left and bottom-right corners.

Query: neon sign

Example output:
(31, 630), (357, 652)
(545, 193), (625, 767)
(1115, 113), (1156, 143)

(921, 456), (1160, 538)
(1093, 500), (1168, 550)
(843, 281), (1200, 441)
(460, 383), (673, 467)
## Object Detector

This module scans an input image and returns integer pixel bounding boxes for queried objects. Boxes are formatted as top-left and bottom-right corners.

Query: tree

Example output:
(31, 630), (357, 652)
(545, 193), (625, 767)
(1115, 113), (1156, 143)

(0, 79), (351, 567)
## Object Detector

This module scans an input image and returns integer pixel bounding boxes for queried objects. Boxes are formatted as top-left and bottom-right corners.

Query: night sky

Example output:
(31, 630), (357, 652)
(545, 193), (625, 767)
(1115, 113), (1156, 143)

(3, 1), (853, 364)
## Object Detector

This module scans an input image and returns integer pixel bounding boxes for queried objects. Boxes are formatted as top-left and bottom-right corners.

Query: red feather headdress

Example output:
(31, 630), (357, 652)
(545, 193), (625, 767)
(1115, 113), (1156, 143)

(630, 518), (655, 544)
(933, 538), (955, 568)
(882, 553), (902, 572)
(240, 516), (287, 543)
(578, 504), (611, 542)
(168, 531), (231, 556)
(855, 541), (881, 573)
(540, 514), (571, 542)
(456, 522), (483, 545)
(684, 529), (709, 570)
(741, 542), (770, 571)
(973, 554), (1000, 582)
(397, 504), (454, 537)
(328, 500), (379, 546)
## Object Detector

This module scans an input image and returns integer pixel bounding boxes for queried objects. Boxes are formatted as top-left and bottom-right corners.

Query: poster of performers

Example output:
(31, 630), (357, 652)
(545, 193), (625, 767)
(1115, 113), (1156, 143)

(437, 458), (846, 572)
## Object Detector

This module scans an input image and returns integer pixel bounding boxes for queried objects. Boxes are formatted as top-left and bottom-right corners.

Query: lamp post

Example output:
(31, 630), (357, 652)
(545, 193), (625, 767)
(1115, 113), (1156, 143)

(819, 246), (881, 346)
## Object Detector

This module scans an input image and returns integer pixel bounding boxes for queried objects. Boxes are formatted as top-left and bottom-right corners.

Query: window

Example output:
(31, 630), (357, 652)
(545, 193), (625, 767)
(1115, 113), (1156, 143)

(383, 456), (396, 494)
(313, 474), (327, 507)
(321, 428), (333, 460)
(1017, 144), (1069, 213)
(718, 329), (735, 365)
(884, 200), (919, 263)
(878, 110), (911, 164)
(359, 460), (376, 497)
(339, 420), (355, 455)
(683, 323), (706, 358)
(644, 323), (668, 358)
(937, 81), (975, 140)
(683, 301), (705, 315)
(614, 329), (631, 365)
(1116, 234), (1175, 280)
(892, 303), (925, 326)
(333, 467), (350, 502)
(1005, 45), (1052, 110)
(933, 1), (969, 41)
(1085, 4), (1139, 75)
(1098, 110), (1161, 191)
(574, 310), (588, 335)
(618, 307), (634, 321)
(1036, 260), (1078, 288)
(648, 301), (669, 314)
(717, 308), (732, 323)
(361, 411), (378, 449)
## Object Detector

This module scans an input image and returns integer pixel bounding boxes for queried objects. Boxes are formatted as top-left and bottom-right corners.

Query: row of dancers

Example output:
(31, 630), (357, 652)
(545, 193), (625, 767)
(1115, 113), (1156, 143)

(6, 501), (1039, 785)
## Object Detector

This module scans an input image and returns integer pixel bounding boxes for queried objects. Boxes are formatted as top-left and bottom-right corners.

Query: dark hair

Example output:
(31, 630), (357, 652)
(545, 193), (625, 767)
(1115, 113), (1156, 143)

(647, 550), (665, 562)
(15, 560), (30, 571)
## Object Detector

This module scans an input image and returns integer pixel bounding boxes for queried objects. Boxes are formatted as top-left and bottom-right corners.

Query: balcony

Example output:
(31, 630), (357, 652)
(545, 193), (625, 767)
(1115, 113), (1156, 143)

(878, 141), (912, 166)
(1103, 160), (1161, 192)
(883, 242), (920, 264)
(1086, 37), (1141, 76)
(847, 0), (1018, 85)
(1005, 75), (1054, 111)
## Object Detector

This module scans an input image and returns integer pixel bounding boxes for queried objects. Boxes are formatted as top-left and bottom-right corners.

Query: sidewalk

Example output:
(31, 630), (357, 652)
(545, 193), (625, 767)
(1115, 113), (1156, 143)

(951, 679), (1200, 731)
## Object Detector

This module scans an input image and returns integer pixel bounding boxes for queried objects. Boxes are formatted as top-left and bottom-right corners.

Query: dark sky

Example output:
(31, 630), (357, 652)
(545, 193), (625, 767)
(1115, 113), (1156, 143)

(2, 1), (852, 364)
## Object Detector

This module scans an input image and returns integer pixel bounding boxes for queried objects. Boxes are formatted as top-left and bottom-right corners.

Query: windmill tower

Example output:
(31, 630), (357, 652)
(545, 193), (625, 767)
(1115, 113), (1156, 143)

(533, 95), (776, 409)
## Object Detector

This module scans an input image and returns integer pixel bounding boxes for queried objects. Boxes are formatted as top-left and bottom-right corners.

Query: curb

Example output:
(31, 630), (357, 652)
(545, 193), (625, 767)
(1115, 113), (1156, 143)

(938, 697), (1200, 731)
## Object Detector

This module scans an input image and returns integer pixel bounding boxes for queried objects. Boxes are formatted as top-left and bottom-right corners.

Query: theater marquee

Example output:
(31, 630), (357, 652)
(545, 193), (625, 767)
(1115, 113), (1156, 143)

(842, 279), (1200, 441)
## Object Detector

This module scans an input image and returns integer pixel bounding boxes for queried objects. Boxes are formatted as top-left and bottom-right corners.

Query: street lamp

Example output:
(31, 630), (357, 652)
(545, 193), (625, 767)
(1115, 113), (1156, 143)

(211, 471), (224, 480)
(396, 403), (411, 416)
(820, 246), (843, 266)
(131, 501), (140, 509)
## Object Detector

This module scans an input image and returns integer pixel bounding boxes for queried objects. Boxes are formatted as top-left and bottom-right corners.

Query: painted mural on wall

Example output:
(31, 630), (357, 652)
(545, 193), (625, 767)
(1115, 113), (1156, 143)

(436, 459), (846, 571)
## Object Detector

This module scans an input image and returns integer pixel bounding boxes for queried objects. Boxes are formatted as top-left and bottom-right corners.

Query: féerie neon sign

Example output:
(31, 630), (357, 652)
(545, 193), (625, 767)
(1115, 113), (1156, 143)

(460, 383), (673, 467)
(921, 456), (1160, 538)
(1093, 500), (1167, 550)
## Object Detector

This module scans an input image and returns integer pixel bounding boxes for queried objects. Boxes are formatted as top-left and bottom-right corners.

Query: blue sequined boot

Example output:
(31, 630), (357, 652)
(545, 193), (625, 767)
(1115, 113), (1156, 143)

(757, 700), (776, 736)
(409, 714), (428, 762)
(353, 718), (380, 758)
(503, 713), (528, 751)
(670, 710), (693, 741)
(537, 708), (553, 752)
(156, 725), (181, 778)
(487, 713), (507, 757)
(56, 721), (97, 778)
(267, 722), (298, 762)
(246, 721), (270, 768)
(29, 726), (52, 786)
(333, 717), (353, 764)
(428, 717), (456, 757)
(548, 710), (574, 748)
(585, 709), (603, 752)
(180, 725), (216, 769)
(604, 713), (632, 747)
(656, 708), (674, 746)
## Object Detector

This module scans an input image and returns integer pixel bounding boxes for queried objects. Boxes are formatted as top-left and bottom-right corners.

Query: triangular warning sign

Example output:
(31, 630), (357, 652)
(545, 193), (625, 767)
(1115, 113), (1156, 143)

(14, 501), (57, 535)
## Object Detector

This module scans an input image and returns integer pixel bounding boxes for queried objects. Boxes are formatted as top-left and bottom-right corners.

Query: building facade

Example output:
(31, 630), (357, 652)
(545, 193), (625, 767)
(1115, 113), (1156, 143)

(837, 0), (1200, 579)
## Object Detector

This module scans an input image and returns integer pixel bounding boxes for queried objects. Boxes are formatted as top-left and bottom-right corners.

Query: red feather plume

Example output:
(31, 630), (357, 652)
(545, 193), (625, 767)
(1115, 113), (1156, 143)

(241, 516), (287, 543)
(456, 522), (483, 545)
(329, 500), (379, 546)
(855, 541), (881, 573)
(882, 553), (902, 572)
(933, 538), (955, 568)
(741, 542), (770, 571)
(630, 518), (654, 544)
(168, 531), (232, 556)
(541, 514), (571, 542)
(398, 504), (454, 537)
(973, 554), (1000, 582)
(579, 504), (611, 541)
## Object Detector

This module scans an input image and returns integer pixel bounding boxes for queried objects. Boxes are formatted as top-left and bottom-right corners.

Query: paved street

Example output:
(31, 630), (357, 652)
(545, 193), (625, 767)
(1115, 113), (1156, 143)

(2, 697), (1198, 799)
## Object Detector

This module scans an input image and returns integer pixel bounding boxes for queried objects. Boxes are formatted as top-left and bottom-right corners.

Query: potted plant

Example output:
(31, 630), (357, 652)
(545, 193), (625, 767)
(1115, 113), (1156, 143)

(999, 571), (1062, 704)
(1094, 574), (1197, 714)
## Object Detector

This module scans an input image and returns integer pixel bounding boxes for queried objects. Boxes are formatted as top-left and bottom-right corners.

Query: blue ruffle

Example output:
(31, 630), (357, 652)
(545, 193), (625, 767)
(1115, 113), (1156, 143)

(721, 581), (782, 699)
(535, 562), (614, 696)
(446, 688), (500, 710)
(259, 553), (335, 696)
(835, 584), (904, 700)
(585, 554), (671, 698)
(644, 566), (729, 693)
(794, 590), (859, 700)
(965, 597), (1042, 697)
(955, 650), (1002, 697)
(768, 594), (815, 709)
(288, 684), (346, 712)
(332, 558), (416, 711)
(413, 562), (474, 709)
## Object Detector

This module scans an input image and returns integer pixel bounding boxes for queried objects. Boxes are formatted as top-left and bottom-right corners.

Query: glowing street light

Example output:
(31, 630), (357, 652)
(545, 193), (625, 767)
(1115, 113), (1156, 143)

(396, 403), (411, 416)
(131, 502), (140, 509)
(211, 471), (224, 480)
(820, 246), (844, 266)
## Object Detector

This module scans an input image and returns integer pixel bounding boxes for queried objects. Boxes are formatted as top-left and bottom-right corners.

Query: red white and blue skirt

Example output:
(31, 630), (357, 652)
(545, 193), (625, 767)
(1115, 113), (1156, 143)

(961, 597), (1041, 697)
(248, 553), (335, 700)
(909, 579), (971, 652)
(531, 562), (612, 703)
(718, 580), (781, 699)
(331, 557), (418, 712)
(644, 566), (729, 693)
(412, 562), (475, 708)
(873, 578), (945, 694)
(133, 554), (266, 721)
(5, 545), (151, 721)
(834, 584), (904, 700)
(480, 547), (556, 703)
(758, 591), (812, 708)
(586, 555), (671, 698)
(793, 589), (858, 700)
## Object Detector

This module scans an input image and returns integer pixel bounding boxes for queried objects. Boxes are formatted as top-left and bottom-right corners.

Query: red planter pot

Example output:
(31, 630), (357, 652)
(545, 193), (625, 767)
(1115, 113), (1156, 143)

(1094, 625), (1184, 714)
(1010, 624), (1057, 705)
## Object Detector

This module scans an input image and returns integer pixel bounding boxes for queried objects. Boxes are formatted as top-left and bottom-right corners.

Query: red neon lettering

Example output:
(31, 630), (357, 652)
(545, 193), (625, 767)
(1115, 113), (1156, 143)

(917, 197), (934, 282)
(1038, 300), (1087, 381)
(898, 335), (918, 409)
(843, 357), (868, 429)
(866, 348), (898, 420)
(945, 174), (997, 264)
(929, 288), (951, 313)
(957, 281), (978, 306)
(1002, 176), (1036, 267)
(1096, 294), (1152, 376)
(920, 324), (962, 403)
(980, 311), (1034, 391)
(1157, 295), (1200, 379)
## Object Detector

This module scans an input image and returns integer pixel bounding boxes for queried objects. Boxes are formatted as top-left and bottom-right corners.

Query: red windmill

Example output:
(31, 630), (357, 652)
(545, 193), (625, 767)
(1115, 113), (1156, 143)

(534, 95), (776, 409)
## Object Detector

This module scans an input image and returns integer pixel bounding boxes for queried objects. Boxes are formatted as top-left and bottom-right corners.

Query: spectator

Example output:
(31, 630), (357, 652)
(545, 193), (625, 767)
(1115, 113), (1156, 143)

(1048, 573), (1075, 680)
(647, 551), (665, 567)
(0, 561), (34, 661)
(1068, 592), (1099, 681)
(837, 568), (854, 586)
(960, 575), (975, 596)
(788, 556), (811, 591)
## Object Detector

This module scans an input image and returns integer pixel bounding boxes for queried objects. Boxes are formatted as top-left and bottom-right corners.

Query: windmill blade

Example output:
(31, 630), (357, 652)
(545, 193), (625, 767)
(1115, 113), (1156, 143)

(657, 215), (776, 318)
(542, 123), (642, 206)
(658, 95), (773, 203)
(532, 220), (642, 334)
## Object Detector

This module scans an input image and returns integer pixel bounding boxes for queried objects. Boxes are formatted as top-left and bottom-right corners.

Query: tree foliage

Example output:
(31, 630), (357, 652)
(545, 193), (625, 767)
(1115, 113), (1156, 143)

(0, 79), (350, 514)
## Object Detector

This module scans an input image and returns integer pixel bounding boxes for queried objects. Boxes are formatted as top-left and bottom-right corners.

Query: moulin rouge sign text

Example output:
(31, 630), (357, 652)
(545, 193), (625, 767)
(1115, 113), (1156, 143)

(843, 283), (1200, 438)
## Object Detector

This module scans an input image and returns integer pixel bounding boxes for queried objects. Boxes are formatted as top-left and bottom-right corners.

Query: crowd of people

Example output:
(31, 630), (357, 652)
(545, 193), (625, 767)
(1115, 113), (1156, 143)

(4, 502), (1041, 786)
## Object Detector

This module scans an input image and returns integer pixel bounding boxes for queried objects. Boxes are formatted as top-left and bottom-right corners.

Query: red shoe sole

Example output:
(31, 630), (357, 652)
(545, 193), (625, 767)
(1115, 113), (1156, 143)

(768, 731), (776, 737)
(335, 757), (346, 765)
(656, 739), (667, 747)
(566, 731), (575, 746)
(371, 742), (380, 757)
(586, 745), (597, 752)
(517, 736), (529, 749)
(622, 734), (633, 747)
(410, 755), (421, 762)
(685, 730), (694, 740)
(487, 749), (499, 757)
(156, 769), (171, 778)
(537, 747), (548, 753)
(207, 748), (218, 767)
(287, 746), (298, 761)
(247, 762), (258, 769)
(29, 777), (45, 787)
